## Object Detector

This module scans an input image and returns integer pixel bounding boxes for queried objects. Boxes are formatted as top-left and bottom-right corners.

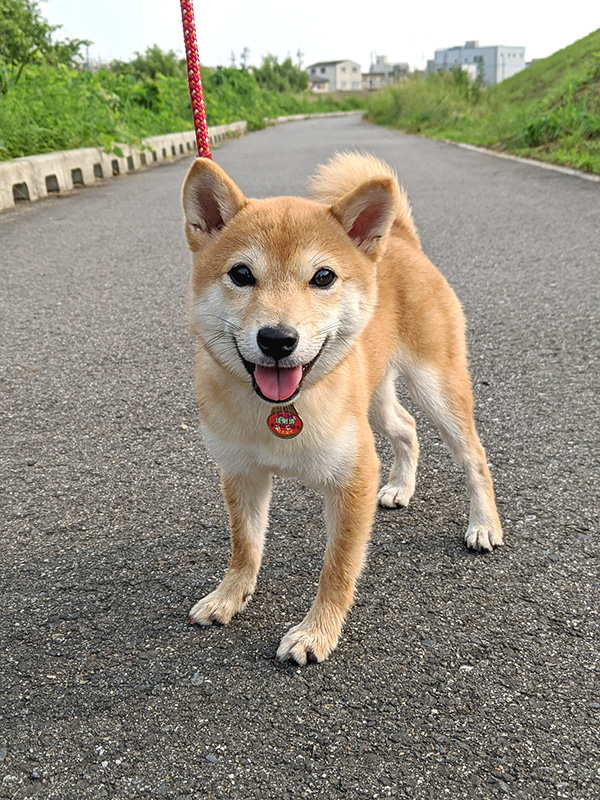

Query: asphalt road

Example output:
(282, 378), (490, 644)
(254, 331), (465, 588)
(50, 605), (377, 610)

(1, 115), (598, 800)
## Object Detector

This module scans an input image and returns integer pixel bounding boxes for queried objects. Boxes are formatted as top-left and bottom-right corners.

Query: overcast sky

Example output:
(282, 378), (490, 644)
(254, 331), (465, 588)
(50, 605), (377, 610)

(44, 0), (598, 72)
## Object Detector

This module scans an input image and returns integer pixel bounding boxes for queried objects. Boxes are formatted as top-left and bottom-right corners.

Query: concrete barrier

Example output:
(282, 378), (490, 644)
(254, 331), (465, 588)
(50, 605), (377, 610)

(0, 113), (364, 212)
(0, 121), (247, 212)
(266, 110), (363, 125)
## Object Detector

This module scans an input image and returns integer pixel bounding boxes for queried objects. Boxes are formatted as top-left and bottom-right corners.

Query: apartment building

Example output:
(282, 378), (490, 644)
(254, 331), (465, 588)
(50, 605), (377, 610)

(428, 40), (525, 86)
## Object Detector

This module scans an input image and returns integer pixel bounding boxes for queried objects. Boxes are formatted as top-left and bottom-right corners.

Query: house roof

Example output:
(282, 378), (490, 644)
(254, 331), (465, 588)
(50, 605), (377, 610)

(306, 60), (360, 68)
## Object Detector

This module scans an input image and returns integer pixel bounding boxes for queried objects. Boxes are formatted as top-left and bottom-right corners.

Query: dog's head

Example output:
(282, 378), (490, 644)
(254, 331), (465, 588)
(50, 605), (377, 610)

(182, 158), (397, 404)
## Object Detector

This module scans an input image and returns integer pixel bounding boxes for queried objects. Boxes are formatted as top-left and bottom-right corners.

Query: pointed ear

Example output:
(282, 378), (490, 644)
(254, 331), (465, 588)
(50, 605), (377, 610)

(182, 158), (247, 250)
(330, 177), (397, 260)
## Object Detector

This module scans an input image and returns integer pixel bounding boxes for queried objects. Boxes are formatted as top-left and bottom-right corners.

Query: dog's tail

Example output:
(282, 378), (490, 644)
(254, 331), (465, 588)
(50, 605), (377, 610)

(308, 151), (419, 245)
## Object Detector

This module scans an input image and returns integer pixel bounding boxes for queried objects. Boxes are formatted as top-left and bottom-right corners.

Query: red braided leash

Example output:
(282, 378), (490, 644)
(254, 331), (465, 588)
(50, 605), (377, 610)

(180, 0), (212, 159)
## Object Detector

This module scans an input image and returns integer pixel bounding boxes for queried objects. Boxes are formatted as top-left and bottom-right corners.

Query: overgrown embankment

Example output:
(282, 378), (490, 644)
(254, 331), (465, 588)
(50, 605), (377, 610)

(367, 29), (600, 174)
(0, 7), (364, 165)
(0, 62), (364, 161)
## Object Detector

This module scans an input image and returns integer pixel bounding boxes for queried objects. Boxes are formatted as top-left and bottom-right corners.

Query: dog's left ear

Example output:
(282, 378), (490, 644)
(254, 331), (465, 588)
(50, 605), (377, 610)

(330, 177), (398, 261)
(182, 158), (247, 250)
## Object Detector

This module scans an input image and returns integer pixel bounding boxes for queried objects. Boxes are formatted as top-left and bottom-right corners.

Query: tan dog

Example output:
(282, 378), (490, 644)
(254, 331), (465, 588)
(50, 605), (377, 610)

(182, 152), (502, 664)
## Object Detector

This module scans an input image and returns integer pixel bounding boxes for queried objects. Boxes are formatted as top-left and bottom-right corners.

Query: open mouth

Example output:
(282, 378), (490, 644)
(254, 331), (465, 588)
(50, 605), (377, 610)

(237, 339), (327, 403)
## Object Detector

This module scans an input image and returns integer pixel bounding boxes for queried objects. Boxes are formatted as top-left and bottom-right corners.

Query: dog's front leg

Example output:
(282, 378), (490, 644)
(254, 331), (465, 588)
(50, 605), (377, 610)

(189, 468), (271, 626)
(276, 438), (379, 665)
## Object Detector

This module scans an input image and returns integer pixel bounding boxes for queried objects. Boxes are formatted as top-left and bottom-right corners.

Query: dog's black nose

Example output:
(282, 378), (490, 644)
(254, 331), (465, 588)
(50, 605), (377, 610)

(257, 325), (299, 361)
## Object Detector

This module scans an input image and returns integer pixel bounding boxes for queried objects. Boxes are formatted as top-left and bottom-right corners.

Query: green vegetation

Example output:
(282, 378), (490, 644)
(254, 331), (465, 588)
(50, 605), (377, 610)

(0, 0), (89, 92)
(0, 60), (363, 160)
(0, 1), (363, 161)
(368, 29), (600, 174)
(253, 54), (309, 92)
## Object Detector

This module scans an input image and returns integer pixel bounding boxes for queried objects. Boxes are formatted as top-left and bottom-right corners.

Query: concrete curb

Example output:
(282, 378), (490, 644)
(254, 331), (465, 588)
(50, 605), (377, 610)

(452, 141), (600, 183)
(0, 112), (365, 212)
(0, 121), (247, 211)
(266, 110), (363, 125)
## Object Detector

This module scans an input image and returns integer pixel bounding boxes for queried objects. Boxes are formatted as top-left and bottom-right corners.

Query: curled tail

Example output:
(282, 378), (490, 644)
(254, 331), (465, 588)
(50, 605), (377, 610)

(308, 151), (420, 245)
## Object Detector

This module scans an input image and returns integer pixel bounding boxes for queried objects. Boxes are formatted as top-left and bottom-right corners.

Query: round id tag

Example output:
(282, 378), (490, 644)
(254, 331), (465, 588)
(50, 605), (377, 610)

(267, 405), (303, 439)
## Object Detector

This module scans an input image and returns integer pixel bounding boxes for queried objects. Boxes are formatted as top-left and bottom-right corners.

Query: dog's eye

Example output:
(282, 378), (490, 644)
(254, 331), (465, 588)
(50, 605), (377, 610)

(228, 263), (255, 287)
(310, 268), (336, 288)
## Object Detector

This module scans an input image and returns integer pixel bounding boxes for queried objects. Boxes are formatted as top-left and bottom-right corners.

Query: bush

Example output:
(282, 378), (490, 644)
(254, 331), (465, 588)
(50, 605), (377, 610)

(0, 65), (194, 157)
(0, 51), (366, 159)
(0, 3), (366, 160)
(368, 70), (480, 133)
(253, 55), (309, 93)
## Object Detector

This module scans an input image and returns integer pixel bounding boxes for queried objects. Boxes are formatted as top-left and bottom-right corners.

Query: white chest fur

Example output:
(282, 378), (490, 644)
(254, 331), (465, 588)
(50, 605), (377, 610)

(201, 407), (358, 489)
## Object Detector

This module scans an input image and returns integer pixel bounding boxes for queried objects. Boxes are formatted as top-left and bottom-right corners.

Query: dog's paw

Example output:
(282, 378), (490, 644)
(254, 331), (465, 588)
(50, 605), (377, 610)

(275, 619), (340, 666)
(377, 482), (413, 508)
(188, 586), (252, 626)
(465, 523), (503, 552)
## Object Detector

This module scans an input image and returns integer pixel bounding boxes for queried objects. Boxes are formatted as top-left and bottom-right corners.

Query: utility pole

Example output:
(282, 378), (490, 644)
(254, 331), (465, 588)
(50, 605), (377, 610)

(230, 50), (236, 68)
(296, 47), (304, 70)
(240, 47), (250, 69)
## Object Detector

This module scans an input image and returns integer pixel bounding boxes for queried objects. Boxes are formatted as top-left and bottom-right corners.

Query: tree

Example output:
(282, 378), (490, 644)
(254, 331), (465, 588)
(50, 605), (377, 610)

(110, 45), (185, 81)
(0, 0), (89, 91)
(253, 55), (308, 93)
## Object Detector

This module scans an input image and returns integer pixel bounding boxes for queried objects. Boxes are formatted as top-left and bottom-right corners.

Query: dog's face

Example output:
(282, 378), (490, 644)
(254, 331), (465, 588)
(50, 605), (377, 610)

(182, 159), (397, 403)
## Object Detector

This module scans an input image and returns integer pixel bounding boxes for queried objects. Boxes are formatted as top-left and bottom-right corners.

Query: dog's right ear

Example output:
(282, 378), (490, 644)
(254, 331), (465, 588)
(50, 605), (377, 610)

(182, 159), (247, 250)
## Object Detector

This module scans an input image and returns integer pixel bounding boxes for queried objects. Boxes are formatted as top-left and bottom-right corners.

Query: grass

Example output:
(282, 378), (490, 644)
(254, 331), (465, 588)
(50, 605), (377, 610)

(367, 29), (600, 174)
(0, 64), (365, 161)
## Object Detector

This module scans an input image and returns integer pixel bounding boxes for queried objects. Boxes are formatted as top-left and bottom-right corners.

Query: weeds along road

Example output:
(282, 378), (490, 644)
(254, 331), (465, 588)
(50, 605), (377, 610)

(1, 115), (599, 799)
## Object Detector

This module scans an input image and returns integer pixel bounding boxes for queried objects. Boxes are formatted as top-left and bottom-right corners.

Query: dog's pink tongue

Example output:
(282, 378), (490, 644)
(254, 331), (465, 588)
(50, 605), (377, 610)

(254, 365), (303, 401)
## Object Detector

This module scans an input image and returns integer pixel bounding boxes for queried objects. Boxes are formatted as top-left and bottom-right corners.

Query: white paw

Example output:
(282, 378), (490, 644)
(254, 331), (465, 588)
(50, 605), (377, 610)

(377, 482), (413, 508)
(276, 619), (340, 666)
(188, 586), (252, 626)
(465, 523), (503, 552)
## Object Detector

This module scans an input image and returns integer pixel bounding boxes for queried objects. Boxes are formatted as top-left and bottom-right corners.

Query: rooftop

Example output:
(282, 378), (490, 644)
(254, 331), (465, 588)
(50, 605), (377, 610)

(306, 59), (359, 68)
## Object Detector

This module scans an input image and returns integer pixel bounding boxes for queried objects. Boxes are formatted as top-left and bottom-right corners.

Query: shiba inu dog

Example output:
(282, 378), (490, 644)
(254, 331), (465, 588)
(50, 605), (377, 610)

(182, 152), (502, 665)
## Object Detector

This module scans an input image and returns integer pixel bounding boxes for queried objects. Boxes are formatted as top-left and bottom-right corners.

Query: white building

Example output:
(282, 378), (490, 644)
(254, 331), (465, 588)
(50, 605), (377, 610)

(364, 55), (409, 90)
(306, 60), (362, 92)
(428, 40), (525, 86)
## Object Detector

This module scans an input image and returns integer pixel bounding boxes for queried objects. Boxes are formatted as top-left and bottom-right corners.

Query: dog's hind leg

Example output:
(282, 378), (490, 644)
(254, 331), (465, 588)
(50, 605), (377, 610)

(189, 468), (271, 626)
(370, 372), (419, 508)
(401, 360), (502, 552)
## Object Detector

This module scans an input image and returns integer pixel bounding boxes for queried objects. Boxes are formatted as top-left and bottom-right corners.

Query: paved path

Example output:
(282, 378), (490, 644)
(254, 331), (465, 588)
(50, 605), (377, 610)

(1, 116), (598, 799)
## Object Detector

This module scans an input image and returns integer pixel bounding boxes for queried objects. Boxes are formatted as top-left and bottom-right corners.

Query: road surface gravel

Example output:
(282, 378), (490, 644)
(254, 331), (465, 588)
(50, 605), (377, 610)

(1, 116), (598, 799)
